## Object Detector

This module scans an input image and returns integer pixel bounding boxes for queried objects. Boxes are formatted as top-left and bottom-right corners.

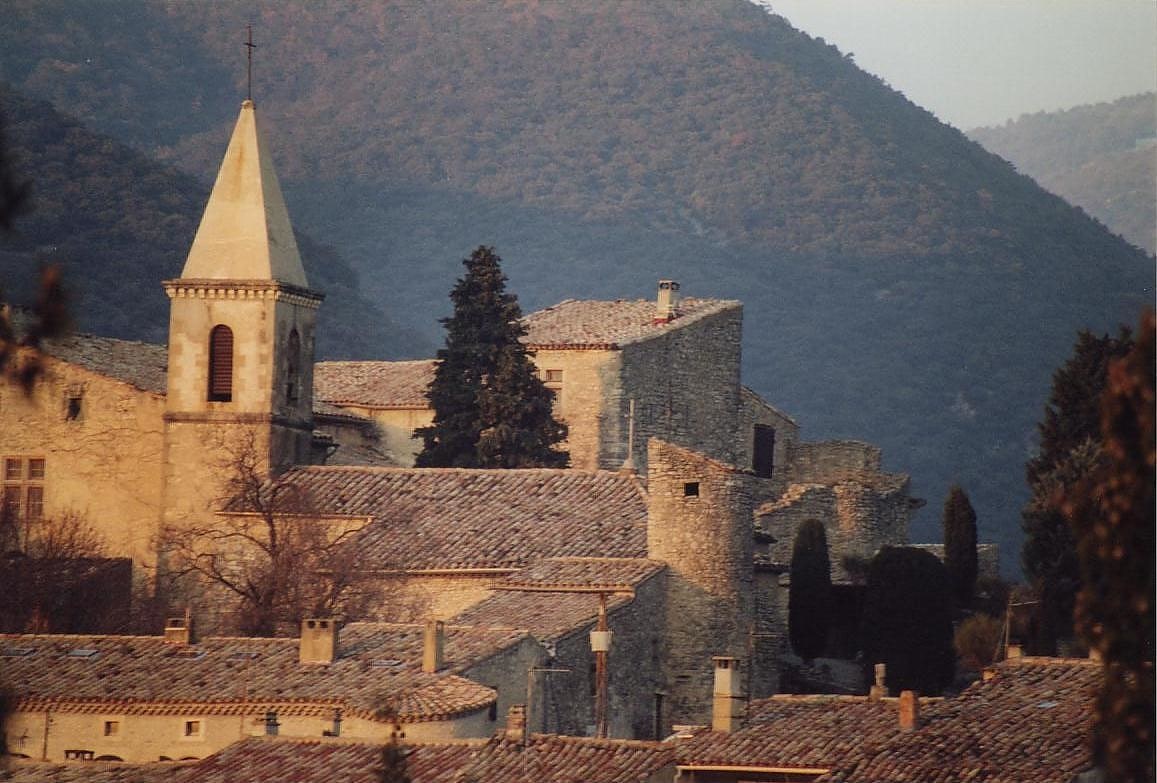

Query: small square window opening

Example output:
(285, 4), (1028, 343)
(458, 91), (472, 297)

(103, 720), (120, 737)
(683, 481), (700, 497)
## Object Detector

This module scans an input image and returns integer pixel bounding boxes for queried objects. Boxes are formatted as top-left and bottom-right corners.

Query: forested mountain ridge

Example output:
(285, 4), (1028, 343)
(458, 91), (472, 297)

(969, 93), (1156, 254)
(2, 0), (1152, 572)
(0, 85), (429, 357)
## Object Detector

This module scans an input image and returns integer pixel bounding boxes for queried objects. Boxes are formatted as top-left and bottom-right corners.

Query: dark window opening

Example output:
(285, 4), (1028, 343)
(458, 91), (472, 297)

(753, 424), (776, 479)
(66, 394), (83, 421)
(208, 325), (234, 402)
(682, 481), (700, 497)
(285, 329), (301, 405)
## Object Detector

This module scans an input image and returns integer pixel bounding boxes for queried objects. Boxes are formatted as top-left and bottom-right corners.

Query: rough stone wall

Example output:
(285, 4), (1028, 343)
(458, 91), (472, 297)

(619, 306), (744, 472)
(751, 569), (786, 699)
(912, 543), (1001, 580)
(737, 389), (800, 502)
(369, 408), (433, 466)
(645, 439), (754, 729)
(786, 440), (882, 485)
(528, 349), (621, 471)
(530, 573), (668, 739)
(0, 362), (165, 570)
(462, 635), (548, 732)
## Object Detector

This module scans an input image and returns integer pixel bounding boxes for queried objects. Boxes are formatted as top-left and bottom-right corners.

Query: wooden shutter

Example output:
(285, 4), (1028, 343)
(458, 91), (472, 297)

(208, 325), (234, 401)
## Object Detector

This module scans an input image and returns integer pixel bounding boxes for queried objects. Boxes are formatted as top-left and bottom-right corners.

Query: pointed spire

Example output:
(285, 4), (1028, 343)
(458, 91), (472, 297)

(180, 100), (309, 287)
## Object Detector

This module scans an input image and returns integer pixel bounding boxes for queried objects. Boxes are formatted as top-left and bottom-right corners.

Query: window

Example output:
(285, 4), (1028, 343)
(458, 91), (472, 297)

(544, 369), (564, 384)
(2, 456), (46, 523)
(208, 325), (234, 402)
(285, 329), (301, 405)
(753, 424), (776, 479)
(103, 720), (120, 737)
(65, 392), (83, 421)
(182, 720), (203, 738)
(682, 481), (700, 497)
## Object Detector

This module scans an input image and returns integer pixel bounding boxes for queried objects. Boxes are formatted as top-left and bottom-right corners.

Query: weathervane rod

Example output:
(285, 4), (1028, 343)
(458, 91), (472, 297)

(245, 24), (257, 101)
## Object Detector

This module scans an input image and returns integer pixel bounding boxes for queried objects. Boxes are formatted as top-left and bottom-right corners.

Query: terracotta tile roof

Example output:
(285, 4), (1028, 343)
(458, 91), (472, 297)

(458, 734), (675, 783)
(3, 761), (187, 782)
(314, 360), (436, 408)
(278, 466), (648, 570)
(43, 333), (168, 394)
(676, 694), (915, 773)
(164, 737), (478, 783)
(451, 589), (633, 642)
(0, 623), (526, 722)
(821, 658), (1100, 783)
(522, 297), (740, 349)
(496, 557), (666, 592)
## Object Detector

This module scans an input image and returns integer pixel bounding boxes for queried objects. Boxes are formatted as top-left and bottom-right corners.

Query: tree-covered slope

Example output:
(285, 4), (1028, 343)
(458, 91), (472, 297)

(969, 94), (1156, 254)
(2, 1), (1151, 573)
(0, 86), (429, 357)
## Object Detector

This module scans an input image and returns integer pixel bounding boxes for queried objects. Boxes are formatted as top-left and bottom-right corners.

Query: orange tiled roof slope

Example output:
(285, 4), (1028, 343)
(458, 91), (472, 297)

(163, 737), (478, 783)
(676, 694), (916, 773)
(3, 761), (187, 782)
(522, 297), (739, 349)
(820, 658), (1100, 783)
(314, 360), (437, 408)
(498, 556), (666, 591)
(452, 590), (633, 642)
(43, 333), (168, 394)
(459, 734), (675, 783)
(0, 623), (527, 722)
(278, 466), (648, 570)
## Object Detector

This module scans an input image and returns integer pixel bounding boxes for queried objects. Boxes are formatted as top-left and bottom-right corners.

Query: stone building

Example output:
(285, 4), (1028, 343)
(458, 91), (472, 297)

(0, 96), (932, 749)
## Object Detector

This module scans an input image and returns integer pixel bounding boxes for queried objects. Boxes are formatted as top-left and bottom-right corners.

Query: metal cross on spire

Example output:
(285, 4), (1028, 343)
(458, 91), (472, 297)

(245, 25), (257, 101)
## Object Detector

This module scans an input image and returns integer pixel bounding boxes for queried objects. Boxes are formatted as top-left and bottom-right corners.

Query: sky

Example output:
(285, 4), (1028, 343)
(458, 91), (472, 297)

(753, 0), (1157, 129)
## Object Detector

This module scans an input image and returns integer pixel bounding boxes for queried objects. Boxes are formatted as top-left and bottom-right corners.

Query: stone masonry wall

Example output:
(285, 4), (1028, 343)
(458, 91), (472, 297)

(787, 440), (882, 485)
(528, 349), (621, 471)
(737, 388), (800, 502)
(646, 439), (754, 728)
(0, 361), (165, 571)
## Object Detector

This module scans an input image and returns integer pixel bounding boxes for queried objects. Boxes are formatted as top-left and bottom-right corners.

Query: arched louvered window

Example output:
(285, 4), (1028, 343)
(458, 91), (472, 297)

(285, 328), (301, 405)
(208, 325), (234, 402)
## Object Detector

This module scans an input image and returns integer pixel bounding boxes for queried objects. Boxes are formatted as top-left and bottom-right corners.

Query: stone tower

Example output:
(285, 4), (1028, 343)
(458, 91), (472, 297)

(161, 99), (322, 527)
(646, 438), (755, 729)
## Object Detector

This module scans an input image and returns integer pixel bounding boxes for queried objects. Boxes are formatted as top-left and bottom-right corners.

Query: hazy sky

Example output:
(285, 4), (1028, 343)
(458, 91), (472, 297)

(754, 0), (1157, 129)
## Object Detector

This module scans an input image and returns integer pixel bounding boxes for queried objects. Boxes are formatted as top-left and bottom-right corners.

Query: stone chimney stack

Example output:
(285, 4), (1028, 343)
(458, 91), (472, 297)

(869, 663), (887, 700)
(299, 618), (339, 664)
(163, 609), (195, 645)
(898, 690), (920, 731)
(423, 620), (445, 673)
(711, 657), (745, 733)
(654, 280), (681, 323)
(505, 705), (528, 744)
(1006, 643), (1023, 660)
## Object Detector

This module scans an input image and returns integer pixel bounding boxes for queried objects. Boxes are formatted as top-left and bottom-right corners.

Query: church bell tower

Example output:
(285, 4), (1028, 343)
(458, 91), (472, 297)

(161, 99), (322, 524)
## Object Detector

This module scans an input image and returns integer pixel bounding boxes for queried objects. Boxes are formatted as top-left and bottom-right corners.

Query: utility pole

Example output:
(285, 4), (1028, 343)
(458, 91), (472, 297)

(592, 592), (611, 737)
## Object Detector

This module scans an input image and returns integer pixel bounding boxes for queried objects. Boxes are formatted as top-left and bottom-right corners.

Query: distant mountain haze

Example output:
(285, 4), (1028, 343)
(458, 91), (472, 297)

(1, 0), (1151, 575)
(968, 93), (1156, 255)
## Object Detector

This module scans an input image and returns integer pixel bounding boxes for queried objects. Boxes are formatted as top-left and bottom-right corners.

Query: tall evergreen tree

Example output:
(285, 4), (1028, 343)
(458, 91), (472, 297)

(860, 546), (955, 695)
(788, 518), (832, 663)
(1021, 328), (1133, 650)
(942, 485), (978, 611)
(416, 246), (567, 468)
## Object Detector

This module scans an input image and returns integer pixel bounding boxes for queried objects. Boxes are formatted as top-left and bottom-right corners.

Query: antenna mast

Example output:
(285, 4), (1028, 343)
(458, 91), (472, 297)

(245, 25), (257, 101)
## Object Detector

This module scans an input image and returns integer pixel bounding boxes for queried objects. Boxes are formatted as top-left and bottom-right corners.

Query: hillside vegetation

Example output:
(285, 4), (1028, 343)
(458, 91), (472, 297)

(969, 93), (1156, 254)
(2, 0), (1152, 571)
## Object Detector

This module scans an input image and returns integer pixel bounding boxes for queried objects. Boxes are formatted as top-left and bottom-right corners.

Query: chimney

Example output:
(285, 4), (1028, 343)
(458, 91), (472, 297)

(711, 657), (745, 733)
(898, 690), (920, 731)
(264, 710), (280, 736)
(163, 609), (195, 645)
(869, 662), (887, 701)
(423, 620), (445, 673)
(654, 280), (681, 323)
(1006, 643), (1023, 660)
(505, 704), (528, 744)
(300, 618), (339, 664)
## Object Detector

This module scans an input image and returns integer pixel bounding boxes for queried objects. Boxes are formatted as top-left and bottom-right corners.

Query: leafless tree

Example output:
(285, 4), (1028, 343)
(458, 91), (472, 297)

(161, 434), (378, 636)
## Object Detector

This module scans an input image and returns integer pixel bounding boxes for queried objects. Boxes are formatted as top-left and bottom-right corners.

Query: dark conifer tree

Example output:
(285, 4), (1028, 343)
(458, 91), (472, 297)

(942, 485), (978, 611)
(416, 246), (567, 468)
(860, 546), (955, 696)
(788, 518), (832, 663)
(1021, 328), (1133, 649)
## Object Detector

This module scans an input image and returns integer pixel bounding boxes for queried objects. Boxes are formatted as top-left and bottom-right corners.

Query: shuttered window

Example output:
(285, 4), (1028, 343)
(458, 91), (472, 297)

(285, 329), (301, 405)
(208, 325), (234, 402)
(753, 424), (776, 479)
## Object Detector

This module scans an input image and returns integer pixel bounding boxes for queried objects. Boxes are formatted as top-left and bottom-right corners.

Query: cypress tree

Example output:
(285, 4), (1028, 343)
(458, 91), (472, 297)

(860, 546), (955, 695)
(942, 485), (978, 611)
(416, 246), (567, 468)
(788, 518), (832, 663)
